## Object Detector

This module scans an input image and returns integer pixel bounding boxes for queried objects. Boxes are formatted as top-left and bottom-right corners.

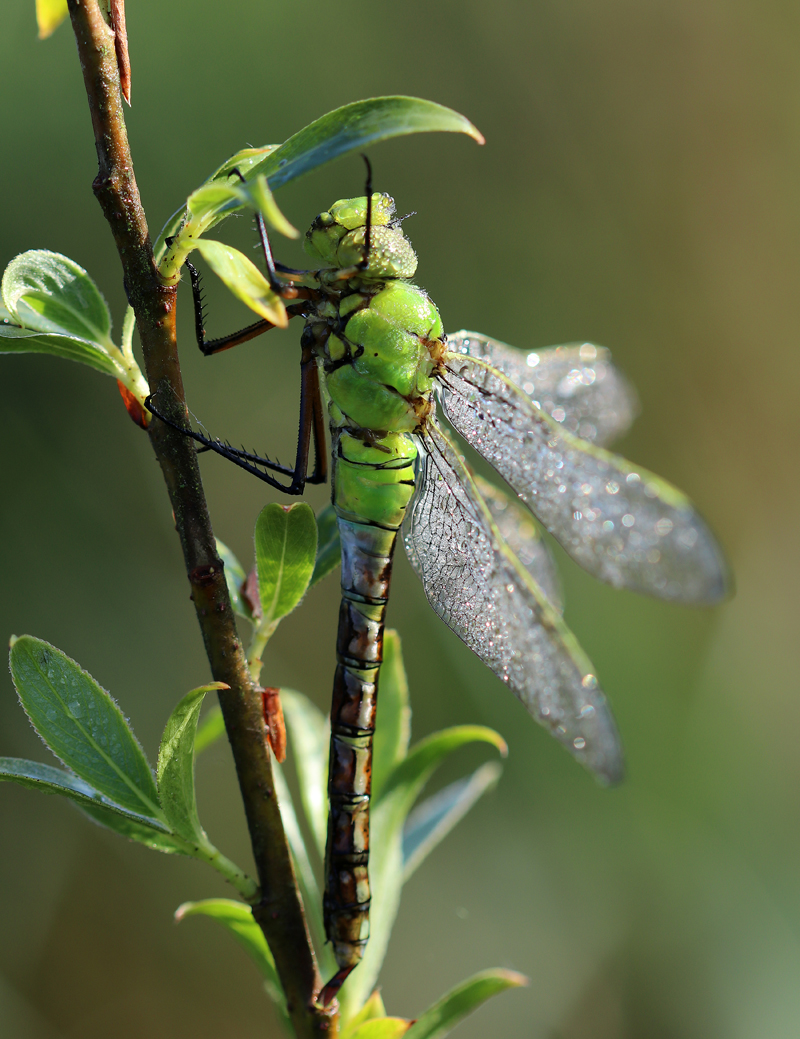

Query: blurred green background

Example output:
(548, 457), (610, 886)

(2, 0), (799, 1036)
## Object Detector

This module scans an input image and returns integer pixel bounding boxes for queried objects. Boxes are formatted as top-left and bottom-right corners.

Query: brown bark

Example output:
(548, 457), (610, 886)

(65, 2), (332, 1033)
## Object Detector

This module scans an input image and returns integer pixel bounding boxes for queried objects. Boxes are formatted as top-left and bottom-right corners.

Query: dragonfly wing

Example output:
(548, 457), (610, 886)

(446, 331), (638, 446)
(438, 352), (728, 604)
(473, 474), (563, 613)
(404, 421), (623, 785)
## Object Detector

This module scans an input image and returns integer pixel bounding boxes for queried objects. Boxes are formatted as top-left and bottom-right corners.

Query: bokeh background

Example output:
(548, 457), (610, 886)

(2, 1), (799, 1036)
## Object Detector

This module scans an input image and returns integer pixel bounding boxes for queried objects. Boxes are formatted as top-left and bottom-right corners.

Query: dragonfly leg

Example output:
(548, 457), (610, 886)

(185, 261), (310, 356)
(182, 173), (319, 356)
(145, 314), (328, 493)
(317, 966), (356, 1009)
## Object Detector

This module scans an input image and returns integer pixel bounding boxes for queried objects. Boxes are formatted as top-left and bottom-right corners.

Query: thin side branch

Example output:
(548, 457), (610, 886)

(65, 2), (330, 1033)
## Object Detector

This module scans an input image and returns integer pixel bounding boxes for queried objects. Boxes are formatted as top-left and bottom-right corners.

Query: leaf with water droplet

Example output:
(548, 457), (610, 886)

(9, 637), (161, 819)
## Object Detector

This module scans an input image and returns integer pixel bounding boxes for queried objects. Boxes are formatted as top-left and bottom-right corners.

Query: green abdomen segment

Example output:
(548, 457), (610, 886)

(324, 430), (417, 978)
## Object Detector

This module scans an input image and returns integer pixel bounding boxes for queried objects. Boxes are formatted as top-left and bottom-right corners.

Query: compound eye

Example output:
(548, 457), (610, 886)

(319, 212), (334, 226)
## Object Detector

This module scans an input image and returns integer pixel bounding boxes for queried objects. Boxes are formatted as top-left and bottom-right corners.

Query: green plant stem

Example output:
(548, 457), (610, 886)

(247, 620), (280, 683)
(65, 2), (332, 1034)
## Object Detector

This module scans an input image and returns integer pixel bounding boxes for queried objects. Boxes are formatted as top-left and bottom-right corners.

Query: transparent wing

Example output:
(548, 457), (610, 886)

(473, 474), (563, 613)
(404, 421), (623, 784)
(447, 331), (638, 446)
(438, 352), (728, 604)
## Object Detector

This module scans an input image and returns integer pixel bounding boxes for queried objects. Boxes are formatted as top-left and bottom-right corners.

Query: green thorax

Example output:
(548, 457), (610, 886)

(304, 193), (445, 435)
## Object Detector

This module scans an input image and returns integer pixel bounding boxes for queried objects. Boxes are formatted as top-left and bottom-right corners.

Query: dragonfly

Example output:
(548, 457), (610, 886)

(147, 172), (728, 1005)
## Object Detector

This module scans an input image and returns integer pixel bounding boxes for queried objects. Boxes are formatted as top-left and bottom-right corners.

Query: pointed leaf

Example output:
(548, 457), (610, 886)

(377, 726), (507, 817)
(79, 802), (192, 854)
(341, 990), (387, 1038)
(9, 637), (161, 818)
(281, 689), (329, 858)
(36, 0), (69, 38)
(157, 684), (226, 844)
(271, 762), (330, 969)
(0, 323), (123, 377)
(310, 504), (341, 589)
(404, 970), (527, 1039)
(2, 251), (112, 343)
(402, 762), (502, 882)
(194, 705), (226, 754)
(191, 239), (287, 327)
(371, 631), (411, 803)
(255, 502), (318, 625)
(340, 727), (506, 1017)
(175, 899), (288, 1022)
(215, 538), (253, 621)
(235, 175), (299, 239)
(186, 182), (243, 224)
(338, 803), (404, 1020)
(248, 97), (484, 193)
(348, 1021), (410, 1039)
(176, 98), (483, 242)
(0, 757), (187, 853)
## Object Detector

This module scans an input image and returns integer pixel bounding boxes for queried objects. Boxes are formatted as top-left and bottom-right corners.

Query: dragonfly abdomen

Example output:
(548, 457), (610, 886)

(323, 430), (417, 991)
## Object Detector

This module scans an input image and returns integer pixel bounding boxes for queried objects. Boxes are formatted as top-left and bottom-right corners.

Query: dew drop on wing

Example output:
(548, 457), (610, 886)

(403, 421), (624, 786)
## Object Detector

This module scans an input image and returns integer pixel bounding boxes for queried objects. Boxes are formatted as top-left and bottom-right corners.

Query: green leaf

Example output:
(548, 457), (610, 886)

(402, 763), (502, 882)
(2, 251), (112, 344)
(0, 757), (187, 854)
(175, 899), (288, 1022)
(157, 684), (225, 844)
(281, 689), (329, 858)
(404, 970), (528, 1039)
(186, 182), (243, 225)
(310, 504), (341, 589)
(348, 1020), (410, 1039)
(371, 631), (411, 804)
(9, 637), (161, 819)
(248, 97), (484, 193)
(0, 323), (123, 378)
(255, 502), (318, 626)
(194, 705), (226, 754)
(234, 175), (299, 239)
(340, 726), (506, 1016)
(341, 990), (387, 1038)
(208, 145), (281, 185)
(36, 0), (69, 38)
(378, 726), (507, 816)
(272, 761), (330, 970)
(191, 239), (287, 327)
(215, 538), (253, 622)
(79, 802), (191, 854)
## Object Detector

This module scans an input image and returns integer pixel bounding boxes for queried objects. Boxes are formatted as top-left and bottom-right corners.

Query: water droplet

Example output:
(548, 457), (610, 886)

(526, 352), (540, 367)
(552, 407), (566, 422)
(573, 737), (586, 750)
(626, 472), (641, 484)
(655, 517), (674, 536)
(579, 343), (597, 361)
(579, 704), (595, 718)
(605, 481), (619, 495)
(602, 519), (615, 532)
(581, 674), (597, 689)
(622, 514), (635, 527)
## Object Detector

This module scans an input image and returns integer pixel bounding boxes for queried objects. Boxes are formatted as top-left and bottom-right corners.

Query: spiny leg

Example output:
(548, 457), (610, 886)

(145, 334), (325, 494)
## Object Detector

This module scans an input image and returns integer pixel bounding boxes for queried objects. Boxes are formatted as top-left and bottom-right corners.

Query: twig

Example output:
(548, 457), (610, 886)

(65, 2), (332, 1033)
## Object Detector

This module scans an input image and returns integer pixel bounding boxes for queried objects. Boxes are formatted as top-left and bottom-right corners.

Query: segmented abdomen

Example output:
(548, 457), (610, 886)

(324, 430), (417, 979)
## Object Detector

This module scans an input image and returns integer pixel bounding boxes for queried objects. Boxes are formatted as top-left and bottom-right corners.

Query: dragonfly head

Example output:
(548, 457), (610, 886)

(304, 193), (418, 280)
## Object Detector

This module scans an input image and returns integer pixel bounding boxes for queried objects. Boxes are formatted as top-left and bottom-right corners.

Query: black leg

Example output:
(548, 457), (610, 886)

(145, 340), (324, 496)
(185, 260), (308, 356)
